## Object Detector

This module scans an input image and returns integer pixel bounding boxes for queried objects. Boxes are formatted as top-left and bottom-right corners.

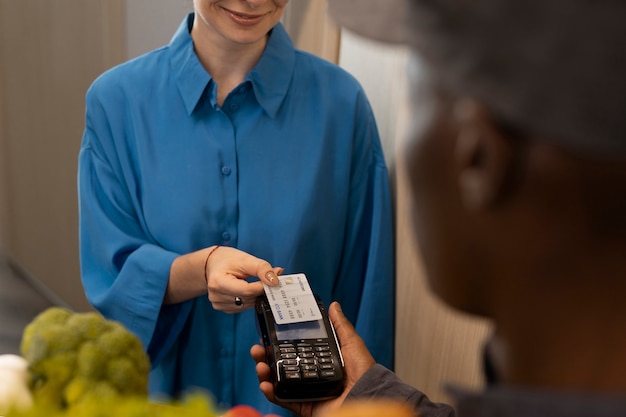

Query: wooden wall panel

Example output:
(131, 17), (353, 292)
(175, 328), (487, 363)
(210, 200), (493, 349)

(0, 0), (125, 310)
(0, 53), (7, 254)
(282, 0), (340, 64)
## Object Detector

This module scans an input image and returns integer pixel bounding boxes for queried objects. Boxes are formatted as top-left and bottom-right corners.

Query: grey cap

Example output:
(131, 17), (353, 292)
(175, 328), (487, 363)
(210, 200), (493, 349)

(328, 0), (626, 155)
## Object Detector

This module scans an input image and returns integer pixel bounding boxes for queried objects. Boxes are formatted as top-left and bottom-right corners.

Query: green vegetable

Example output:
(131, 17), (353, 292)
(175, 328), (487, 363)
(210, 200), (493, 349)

(6, 392), (218, 417)
(19, 307), (151, 411)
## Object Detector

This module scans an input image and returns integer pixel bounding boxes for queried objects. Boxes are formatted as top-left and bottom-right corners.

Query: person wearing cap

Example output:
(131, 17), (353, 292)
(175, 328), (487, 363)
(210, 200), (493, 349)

(77, 1), (395, 415)
(252, 0), (626, 416)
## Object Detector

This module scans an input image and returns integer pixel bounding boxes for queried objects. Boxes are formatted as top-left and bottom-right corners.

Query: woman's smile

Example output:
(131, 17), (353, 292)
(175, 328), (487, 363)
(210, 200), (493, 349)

(221, 6), (270, 26)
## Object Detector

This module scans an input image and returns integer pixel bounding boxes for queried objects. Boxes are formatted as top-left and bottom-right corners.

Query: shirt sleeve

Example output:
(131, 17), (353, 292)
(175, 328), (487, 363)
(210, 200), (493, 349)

(347, 365), (457, 417)
(332, 90), (396, 369)
(77, 87), (190, 366)
(353, 160), (395, 369)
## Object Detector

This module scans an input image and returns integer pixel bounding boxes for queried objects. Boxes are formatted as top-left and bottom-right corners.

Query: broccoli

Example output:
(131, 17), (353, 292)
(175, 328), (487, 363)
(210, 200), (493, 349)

(6, 392), (219, 417)
(19, 307), (151, 411)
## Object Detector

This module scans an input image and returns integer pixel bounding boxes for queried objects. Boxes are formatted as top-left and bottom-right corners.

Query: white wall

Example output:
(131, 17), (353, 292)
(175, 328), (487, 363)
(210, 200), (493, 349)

(125, 0), (193, 59)
(338, 30), (409, 168)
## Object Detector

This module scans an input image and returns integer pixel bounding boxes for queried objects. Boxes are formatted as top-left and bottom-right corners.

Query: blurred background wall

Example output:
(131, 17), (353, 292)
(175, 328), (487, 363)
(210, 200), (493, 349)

(0, 0), (126, 309)
(0, 0), (491, 404)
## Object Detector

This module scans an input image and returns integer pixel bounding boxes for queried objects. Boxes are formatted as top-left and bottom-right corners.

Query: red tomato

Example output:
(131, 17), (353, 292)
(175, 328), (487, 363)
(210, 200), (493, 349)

(222, 404), (263, 417)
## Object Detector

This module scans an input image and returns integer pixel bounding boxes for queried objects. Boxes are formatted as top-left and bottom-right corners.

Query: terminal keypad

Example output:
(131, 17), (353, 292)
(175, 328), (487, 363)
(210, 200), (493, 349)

(278, 342), (338, 380)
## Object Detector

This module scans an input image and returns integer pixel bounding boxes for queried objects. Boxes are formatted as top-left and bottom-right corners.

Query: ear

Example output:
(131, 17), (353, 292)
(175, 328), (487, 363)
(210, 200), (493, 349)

(453, 99), (516, 210)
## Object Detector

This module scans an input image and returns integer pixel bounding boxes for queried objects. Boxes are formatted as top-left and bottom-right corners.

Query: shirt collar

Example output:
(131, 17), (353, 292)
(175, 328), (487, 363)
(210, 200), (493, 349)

(169, 13), (295, 118)
(245, 22), (295, 119)
(169, 14), (210, 116)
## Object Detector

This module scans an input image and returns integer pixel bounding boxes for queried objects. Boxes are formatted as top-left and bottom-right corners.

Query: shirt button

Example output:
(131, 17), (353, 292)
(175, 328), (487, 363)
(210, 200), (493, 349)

(222, 232), (231, 242)
(229, 103), (239, 112)
(221, 166), (231, 175)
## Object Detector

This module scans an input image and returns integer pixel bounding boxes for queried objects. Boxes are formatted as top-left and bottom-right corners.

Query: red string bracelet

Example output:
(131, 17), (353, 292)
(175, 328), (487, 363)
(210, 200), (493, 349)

(203, 245), (220, 283)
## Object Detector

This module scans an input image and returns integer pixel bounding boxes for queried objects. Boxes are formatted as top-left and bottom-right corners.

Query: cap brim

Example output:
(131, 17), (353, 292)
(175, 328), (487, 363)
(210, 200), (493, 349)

(327, 0), (409, 44)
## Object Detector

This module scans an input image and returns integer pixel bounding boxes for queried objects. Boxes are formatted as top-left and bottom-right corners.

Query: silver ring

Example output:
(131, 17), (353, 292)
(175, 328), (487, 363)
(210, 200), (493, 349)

(234, 296), (243, 307)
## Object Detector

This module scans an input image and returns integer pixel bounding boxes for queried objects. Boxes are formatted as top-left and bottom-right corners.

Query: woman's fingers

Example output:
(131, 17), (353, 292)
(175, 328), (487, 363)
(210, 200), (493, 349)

(203, 246), (283, 312)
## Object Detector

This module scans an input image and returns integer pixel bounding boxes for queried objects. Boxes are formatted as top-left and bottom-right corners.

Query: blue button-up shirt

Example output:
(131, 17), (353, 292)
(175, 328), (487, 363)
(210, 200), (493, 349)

(78, 14), (394, 415)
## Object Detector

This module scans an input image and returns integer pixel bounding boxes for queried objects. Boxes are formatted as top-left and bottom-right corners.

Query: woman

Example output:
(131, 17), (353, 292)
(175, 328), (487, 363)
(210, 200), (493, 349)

(78, 1), (394, 415)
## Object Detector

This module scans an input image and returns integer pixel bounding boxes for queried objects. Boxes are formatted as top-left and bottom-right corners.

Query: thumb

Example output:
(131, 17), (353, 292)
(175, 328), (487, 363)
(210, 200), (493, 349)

(328, 302), (356, 344)
(328, 301), (376, 386)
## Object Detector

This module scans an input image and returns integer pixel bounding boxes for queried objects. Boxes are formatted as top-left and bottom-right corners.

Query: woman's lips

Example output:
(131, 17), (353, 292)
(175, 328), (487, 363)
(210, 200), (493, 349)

(223, 8), (267, 26)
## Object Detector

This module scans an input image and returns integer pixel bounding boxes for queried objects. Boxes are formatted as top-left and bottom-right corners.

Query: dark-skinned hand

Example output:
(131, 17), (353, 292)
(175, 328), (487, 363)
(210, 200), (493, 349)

(250, 302), (376, 417)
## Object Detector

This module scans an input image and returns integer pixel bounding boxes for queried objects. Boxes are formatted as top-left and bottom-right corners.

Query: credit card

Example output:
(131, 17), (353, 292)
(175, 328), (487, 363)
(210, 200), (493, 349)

(262, 273), (322, 324)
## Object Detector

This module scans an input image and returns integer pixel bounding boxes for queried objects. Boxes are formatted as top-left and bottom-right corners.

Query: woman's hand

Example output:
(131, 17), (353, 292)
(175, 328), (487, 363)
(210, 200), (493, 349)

(250, 302), (376, 417)
(165, 245), (281, 309)
(204, 246), (283, 313)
